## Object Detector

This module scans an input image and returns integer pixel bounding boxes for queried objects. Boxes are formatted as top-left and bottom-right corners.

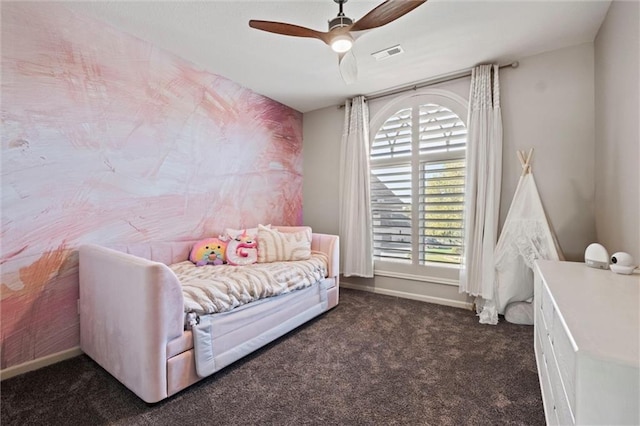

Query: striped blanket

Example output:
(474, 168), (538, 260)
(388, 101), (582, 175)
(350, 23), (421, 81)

(170, 252), (328, 315)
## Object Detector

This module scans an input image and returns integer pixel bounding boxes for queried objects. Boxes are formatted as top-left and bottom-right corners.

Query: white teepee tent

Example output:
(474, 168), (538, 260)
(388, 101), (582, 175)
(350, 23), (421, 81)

(478, 149), (564, 325)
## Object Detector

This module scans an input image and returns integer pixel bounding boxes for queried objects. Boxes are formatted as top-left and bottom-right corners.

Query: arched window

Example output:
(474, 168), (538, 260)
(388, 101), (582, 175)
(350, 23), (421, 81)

(370, 91), (468, 269)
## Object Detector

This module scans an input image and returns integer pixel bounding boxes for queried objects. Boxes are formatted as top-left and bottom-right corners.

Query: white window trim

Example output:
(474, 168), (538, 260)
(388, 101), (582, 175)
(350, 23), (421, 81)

(369, 88), (469, 282)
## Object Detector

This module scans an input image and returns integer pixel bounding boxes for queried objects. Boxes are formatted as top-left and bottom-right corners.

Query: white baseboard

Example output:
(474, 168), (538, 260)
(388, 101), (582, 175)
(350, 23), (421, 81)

(0, 347), (83, 381)
(341, 282), (474, 310)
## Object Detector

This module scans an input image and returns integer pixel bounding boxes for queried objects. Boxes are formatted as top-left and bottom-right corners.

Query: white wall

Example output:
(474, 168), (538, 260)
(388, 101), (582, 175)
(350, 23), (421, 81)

(303, 43), (598, 305)
(500, 43), (597, 261)
(594, 0), (640, 261)
(302, 105), (343, 236)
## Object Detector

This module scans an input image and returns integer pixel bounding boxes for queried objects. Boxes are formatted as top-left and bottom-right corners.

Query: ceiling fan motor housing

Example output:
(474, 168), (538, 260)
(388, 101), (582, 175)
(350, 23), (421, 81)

(328, 15), (353, 31)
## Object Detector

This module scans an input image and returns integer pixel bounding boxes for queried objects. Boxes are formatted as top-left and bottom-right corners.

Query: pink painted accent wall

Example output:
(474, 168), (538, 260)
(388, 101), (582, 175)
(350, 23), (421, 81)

(0, 3), (303, 369)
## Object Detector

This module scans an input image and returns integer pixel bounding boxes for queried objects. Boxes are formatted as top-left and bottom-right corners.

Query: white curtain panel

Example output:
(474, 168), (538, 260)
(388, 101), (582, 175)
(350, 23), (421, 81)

(339, 96), (374, 277)
(459, 64), (503, 308)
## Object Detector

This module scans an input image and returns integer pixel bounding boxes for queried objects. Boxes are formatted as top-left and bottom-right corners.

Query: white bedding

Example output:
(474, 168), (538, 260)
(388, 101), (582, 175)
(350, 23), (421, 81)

(170, 252), (328, 315)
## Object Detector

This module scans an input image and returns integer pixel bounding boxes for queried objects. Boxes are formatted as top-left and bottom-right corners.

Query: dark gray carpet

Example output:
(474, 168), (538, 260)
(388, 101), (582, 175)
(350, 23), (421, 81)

(1, 288), (544, 425)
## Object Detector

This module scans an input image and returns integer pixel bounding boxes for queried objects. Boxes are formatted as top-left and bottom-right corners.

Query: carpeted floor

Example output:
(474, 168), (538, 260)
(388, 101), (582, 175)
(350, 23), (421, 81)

(1, 288), (545, 425)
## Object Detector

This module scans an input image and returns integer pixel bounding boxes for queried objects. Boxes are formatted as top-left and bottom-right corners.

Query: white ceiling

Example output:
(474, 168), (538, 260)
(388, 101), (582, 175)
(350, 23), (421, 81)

(63, 0), (611, 113)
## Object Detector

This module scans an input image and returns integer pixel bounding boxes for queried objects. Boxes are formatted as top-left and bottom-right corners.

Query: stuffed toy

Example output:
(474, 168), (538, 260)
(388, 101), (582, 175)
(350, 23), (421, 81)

(189, 238), (227, 266)
(226, 230), (258, 266)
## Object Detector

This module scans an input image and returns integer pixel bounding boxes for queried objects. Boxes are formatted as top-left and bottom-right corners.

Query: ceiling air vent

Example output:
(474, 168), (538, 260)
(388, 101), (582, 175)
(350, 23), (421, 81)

(372, 44), (404, 61)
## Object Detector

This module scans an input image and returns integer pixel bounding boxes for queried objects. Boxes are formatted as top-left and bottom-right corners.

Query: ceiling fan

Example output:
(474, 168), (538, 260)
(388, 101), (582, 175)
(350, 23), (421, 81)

(249, 0), (427, 84)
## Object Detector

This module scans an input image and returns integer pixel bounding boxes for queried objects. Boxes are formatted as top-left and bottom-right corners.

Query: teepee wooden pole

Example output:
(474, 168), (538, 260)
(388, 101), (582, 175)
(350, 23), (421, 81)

(517, 148), (534, 176)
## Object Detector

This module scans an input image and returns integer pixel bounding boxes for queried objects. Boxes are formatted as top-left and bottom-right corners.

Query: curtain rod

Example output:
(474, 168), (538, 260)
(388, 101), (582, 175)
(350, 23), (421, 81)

(340, 61), (519, 107)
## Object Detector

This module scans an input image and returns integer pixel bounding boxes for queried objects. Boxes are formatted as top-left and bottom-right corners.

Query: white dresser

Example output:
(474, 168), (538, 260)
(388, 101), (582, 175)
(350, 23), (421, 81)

(533, 260), (639, 425)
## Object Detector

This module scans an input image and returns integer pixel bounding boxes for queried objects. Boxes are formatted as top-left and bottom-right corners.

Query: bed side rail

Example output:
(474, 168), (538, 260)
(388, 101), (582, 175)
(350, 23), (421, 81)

(311, 233), (339, 281)
(79, 244), (184, 403)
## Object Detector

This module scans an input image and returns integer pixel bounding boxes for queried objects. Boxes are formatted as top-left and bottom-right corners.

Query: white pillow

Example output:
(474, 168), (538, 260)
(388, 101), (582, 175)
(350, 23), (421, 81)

(257, 225), (311, 263)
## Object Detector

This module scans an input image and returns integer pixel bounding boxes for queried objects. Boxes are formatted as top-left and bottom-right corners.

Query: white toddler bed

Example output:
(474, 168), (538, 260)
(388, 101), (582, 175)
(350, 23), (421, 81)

(79, 226), (339, 403)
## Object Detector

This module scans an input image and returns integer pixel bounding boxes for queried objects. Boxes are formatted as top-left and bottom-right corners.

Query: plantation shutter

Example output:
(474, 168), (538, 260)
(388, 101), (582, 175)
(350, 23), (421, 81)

(420, 158), (465, 264)
(371, 108), (412, 261)
(371, 103), (467, 265)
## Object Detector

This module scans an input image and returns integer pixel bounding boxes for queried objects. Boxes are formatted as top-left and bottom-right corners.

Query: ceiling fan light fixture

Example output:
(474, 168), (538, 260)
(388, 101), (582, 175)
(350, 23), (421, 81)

(330, 33), (354, 53)
(249, 0), (428, 82)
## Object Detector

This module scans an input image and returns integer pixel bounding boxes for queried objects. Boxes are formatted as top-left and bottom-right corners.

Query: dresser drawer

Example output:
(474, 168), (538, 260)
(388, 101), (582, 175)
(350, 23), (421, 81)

(535, 326), (557, 425)
(534, 273), (543, 313)
(547, 342), (576, 426)
(540, 283), (554, 332)
(551, 312), (577, 414)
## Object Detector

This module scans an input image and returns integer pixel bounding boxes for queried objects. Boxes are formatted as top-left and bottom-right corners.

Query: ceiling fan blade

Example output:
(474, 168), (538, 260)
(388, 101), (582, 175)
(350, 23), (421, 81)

(351, 0), (428, 32)
(339, 50), (358, 85)
(249, 20), (331, 44)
